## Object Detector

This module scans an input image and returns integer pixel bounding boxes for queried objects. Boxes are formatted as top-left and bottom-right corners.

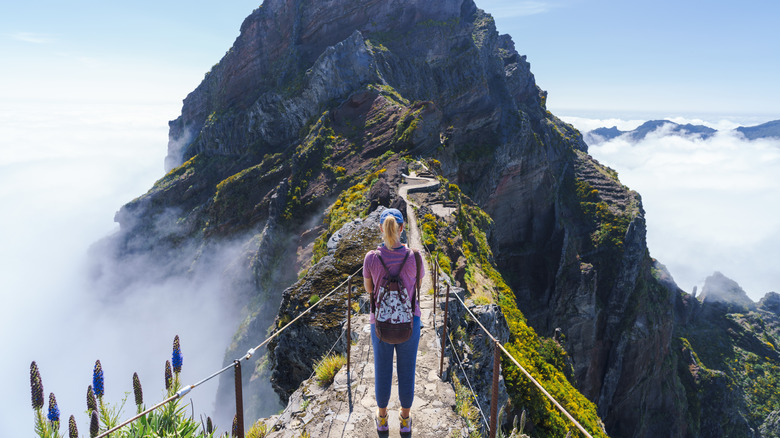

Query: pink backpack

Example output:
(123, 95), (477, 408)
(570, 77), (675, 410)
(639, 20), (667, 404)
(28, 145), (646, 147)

(371, 249), (422, 344)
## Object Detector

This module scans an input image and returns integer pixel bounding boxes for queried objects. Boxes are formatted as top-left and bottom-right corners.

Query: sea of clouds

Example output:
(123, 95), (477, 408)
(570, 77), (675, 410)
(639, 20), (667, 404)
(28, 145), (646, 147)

(0, 101), (251, 436)
(562, 115), (780, 301)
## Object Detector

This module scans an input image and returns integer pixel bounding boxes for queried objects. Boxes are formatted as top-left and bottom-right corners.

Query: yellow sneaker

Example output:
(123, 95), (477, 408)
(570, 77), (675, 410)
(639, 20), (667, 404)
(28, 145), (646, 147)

(400, 415), (412, 433)
(375, 411), (388, 432)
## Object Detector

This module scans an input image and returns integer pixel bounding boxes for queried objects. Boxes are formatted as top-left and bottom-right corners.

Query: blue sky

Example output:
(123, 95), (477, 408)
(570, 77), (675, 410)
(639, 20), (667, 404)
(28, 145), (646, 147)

(2, 0), (779, 115)
(485, 0), (780, 115)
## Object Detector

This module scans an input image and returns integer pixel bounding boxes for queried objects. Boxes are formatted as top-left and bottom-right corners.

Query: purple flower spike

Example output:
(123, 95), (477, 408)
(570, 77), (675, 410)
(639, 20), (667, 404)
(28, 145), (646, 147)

(30, 361), (44, 410)
(86, 385), (97, 413)
(172, 335), (183, 374)
(47, 392), (60, 425)
(133, 372), (143, 407)
(164, 360), (173, 390)
(69, 415), (78, 438)
(92, 360), (104, 398)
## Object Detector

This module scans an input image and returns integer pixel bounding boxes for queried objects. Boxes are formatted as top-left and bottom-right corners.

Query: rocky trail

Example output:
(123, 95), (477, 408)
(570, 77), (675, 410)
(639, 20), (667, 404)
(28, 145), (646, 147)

(261, 172), (472, 437)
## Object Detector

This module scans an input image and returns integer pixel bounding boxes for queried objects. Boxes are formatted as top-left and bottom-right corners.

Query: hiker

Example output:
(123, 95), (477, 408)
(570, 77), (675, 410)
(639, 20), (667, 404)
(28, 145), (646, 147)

(363, 207), (424, 434)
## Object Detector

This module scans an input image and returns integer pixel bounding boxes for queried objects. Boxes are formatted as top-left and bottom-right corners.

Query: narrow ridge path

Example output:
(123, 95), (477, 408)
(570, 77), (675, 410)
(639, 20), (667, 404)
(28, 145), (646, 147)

(264, 171), (468, 437)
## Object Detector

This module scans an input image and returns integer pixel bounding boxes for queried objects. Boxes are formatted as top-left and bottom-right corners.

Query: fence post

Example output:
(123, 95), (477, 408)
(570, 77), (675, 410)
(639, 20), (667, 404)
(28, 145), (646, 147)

(433, 255), (438, 318)
(347, 276), (352, 376)
(439, 283), (450, 378)
(234, 360), (245, 438)
(489, 340), (500, 438)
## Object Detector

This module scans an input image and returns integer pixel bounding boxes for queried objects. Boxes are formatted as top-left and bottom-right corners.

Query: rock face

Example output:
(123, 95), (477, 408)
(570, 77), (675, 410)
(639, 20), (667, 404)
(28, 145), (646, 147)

(92, 0), (780, 436)
(673, 271), (780, 437)
(700, 271), (756, 311)
(268, 208), (383, 399)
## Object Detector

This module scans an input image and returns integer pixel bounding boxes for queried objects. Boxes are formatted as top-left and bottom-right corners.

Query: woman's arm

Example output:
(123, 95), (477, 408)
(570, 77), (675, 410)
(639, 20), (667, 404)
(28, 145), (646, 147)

(364, 276), (374, 295)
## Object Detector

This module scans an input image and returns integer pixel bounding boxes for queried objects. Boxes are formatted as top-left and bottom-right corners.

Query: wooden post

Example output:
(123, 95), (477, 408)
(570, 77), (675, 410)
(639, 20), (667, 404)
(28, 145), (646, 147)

(489, 340), (500, 438)
(433, 255), (438, 318)
(234, 360), (245, 438)
(439, 283), (450, 378)
(347, 276), (352, 375)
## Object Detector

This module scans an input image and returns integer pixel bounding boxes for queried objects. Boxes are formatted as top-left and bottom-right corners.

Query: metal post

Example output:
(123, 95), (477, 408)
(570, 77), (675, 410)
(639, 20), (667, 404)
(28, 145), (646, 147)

(433, 255), (438, 317)
(489, 340), (500, 438)
(439, 283), (450, 378)
(234, 360), (245, 438)
(347, 276), (352, 375)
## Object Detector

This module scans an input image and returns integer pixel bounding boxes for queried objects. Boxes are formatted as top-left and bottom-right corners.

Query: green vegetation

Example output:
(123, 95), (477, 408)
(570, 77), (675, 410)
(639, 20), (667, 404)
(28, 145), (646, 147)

(680, 307), (780, 428)
(246, 421), (269, 438)
(393, 105), (425, 147)
(282, 117), (340, 221)
(471, 11), (495, 49)
(209, 153), (285, 229)
(452, 374), (482, 438)
(366, 83), (409, 107)
(30, 337), (221, 438)
(574, 179), (631, 253)
(418, 170), (607, 437)
(313, 353), (347, 387)
(311, 168), (387, 263)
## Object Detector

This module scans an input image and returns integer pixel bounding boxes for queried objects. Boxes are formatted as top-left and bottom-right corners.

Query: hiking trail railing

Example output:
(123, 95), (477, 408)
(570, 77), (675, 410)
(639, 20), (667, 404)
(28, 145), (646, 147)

(425, 251), (595, 438)
(96, 267), (363, 438)
(101, 212), (596, 437)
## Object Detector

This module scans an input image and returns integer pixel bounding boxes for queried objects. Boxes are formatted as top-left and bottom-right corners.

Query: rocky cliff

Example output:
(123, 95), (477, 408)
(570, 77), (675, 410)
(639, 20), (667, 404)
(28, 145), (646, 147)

(91, 0), (780, 436)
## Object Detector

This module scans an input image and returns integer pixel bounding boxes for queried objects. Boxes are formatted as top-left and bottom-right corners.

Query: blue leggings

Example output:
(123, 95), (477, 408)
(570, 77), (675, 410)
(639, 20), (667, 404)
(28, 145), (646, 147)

(371, 316), (421, 409)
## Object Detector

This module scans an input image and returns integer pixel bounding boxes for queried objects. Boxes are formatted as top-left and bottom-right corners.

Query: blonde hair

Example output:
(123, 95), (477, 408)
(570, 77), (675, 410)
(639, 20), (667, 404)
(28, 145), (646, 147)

(381, 215), (402, 248)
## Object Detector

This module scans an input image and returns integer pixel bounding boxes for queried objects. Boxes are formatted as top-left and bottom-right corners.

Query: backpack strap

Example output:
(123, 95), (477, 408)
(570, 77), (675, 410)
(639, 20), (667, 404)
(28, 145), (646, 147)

(370, 250), (380, 315)
(371, 250), (410, 313)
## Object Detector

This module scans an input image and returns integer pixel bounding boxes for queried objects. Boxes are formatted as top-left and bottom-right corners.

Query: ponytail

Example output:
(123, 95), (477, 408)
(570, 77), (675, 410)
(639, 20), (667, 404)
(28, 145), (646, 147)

(382, 215), (401, 248)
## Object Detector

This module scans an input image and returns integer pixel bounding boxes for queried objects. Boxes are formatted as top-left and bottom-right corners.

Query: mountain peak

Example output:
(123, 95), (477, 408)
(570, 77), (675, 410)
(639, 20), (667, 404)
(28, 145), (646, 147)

(164, 0), (551, 170)
(699, 271), (756, 310)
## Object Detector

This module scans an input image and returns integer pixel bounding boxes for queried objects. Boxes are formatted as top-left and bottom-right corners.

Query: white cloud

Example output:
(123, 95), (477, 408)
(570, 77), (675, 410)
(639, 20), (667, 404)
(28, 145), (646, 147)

(582, 118), (780, 300)
(10, 32), (56, 44)
(0, 99), (285, 436)
(561, 115), (645, 132)
(0, 101), (200, 437)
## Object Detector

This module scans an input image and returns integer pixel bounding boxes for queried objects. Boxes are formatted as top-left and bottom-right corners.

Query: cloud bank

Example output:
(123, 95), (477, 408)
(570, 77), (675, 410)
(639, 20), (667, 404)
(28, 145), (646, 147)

(563, 116), (780, 301)
(0, 101), (255, 436)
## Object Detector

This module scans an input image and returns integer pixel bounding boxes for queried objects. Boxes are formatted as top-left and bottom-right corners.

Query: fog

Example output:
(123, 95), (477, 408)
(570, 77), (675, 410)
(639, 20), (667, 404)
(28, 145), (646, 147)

(0, 101), (248, 436)
(563, 116), (780, 301)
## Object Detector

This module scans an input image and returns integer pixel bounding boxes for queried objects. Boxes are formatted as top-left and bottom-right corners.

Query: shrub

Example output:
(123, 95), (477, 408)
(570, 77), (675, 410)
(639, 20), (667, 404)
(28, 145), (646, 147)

(314, 354), (347, 387)
(246, 421), (269, 438)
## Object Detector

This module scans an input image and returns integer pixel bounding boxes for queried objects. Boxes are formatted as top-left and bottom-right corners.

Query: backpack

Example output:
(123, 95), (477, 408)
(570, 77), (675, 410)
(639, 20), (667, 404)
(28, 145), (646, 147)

(371, 248), (422, 344)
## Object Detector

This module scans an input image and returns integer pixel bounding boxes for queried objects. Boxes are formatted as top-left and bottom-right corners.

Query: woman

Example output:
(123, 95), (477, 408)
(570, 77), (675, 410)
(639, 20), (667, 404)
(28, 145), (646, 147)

(363, 207), (424, 433)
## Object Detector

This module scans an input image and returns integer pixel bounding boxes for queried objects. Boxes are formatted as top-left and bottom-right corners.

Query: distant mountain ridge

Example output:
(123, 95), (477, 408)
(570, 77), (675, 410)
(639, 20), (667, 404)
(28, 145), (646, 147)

(586, 119), (780, 144)
(737, 119), (780, 140)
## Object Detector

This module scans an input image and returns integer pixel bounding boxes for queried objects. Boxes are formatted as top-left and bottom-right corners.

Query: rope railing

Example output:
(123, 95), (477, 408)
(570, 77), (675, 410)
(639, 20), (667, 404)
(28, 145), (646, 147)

(97, 266), (364, 438)
(428, 251), (595, 438)
(265, 322), (350, 433)
(99, 162), (595, 438)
